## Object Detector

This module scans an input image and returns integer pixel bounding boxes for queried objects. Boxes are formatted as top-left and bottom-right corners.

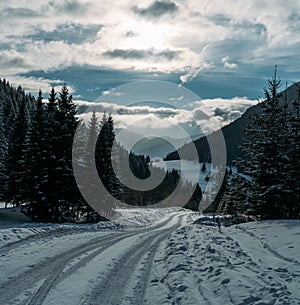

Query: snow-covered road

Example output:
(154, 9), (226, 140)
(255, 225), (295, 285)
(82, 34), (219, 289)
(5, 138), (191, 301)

(0, 209), (299, 305)
(0, 209), (189, 305)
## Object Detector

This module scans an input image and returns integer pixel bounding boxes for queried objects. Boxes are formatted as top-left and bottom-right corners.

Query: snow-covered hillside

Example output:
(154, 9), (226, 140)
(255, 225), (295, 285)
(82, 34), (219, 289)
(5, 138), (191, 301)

(0, 208), (299, 305)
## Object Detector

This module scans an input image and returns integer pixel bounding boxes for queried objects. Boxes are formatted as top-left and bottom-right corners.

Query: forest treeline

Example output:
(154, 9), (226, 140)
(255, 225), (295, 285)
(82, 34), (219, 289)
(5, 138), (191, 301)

(0, 79), (201, 222)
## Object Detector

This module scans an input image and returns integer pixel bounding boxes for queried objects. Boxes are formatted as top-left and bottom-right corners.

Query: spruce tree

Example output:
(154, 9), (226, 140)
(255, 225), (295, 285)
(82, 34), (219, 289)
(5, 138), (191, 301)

(35, 85), (83, 222)
(86, 109), (98, 166)
(5, 98), (28, 206)
(221, 174), (251, 223)
(95, 113), (119, 215)
(239, 68), (291, 219)
(45, 87), (62, 221)
(81, 109), (100, 221)
(287, 85), (300, 218)
(22, 90), (48, 219)
(56, 85), (81, 221)
(0, 102), (7, 202)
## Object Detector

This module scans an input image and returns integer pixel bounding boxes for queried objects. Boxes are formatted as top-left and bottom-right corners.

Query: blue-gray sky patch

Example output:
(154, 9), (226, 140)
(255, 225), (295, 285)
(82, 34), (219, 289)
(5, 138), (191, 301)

(0, 8), (41, 18)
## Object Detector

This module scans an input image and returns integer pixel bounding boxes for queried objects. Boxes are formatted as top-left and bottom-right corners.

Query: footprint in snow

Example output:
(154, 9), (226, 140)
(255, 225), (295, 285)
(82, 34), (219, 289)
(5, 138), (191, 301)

(221, 278), (230, 285)
(177, 284), (187, 292)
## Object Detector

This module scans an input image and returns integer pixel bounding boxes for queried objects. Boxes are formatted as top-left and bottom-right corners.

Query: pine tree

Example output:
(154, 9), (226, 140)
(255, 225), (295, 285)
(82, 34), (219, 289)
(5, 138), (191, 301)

(55, 85), (81, 221)
(221, 174), (251, 224)
(80, 109), (100, 221)
(0, 102), (7, 201)
(95, 113), (120, 215)
(85, 109), (98, 165)
(5, 97), (28, 206)
(0, 80), (35, 204)
(239, 68), (291, 219)
(287, 85), (300, 218)
(22, 90), (48, 220)
(44, 87), (62, 221)
(32, 85), (83, 222)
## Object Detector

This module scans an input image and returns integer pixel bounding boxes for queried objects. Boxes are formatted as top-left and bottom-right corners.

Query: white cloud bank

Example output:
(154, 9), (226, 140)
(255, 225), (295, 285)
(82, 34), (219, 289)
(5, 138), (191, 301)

(75, 96), (258, 139)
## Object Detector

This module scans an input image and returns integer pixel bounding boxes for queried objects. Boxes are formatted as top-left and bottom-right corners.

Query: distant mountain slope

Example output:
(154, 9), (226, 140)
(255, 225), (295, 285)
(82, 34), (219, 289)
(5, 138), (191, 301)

(165, 82), (300, 163)
(115, 128), (193, 158)
(131, 136), (188, 158)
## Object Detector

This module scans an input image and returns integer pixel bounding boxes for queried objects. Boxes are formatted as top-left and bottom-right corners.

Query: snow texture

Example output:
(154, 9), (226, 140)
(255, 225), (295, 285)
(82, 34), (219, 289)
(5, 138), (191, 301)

(0, 208), (299, 305)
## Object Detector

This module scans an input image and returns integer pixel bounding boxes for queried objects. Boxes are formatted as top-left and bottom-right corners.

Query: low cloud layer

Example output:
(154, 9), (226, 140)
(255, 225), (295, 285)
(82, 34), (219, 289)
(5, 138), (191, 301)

(103, 48), (180, 61)
(133, 1), (178, 19)
(27, 23), (102, 44)
(75, 97), (257, 139)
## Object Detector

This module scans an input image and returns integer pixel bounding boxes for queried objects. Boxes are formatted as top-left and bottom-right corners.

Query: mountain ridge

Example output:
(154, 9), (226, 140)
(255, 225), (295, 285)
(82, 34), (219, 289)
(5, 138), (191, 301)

(165, 81), (300, 163)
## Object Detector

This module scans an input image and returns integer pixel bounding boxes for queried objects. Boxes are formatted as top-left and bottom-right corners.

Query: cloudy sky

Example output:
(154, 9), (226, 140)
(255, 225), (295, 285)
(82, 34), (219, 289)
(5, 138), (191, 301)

(1, 0), (300, 139)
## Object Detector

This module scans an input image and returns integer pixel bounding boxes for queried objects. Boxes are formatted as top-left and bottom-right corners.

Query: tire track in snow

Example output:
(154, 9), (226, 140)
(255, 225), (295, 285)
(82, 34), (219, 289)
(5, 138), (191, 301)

(235, 226), (300, 265)
(0, 234), (116, 305)
(0, 225), (114, 257)
(131, 215), (185, 305)
(217, 232), (298, 305)
(26, 233), (138, 305)
(27, 213), (181, 305)
(0, 211), (181, 256)
(0, 213), (182, 305)
(81, 215), (185, 305)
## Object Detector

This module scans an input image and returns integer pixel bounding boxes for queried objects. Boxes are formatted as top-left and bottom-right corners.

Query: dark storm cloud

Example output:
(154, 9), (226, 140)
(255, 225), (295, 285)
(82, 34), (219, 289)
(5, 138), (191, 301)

(237, 21), (267, 36)
(0, 8), (40, 18)
(133, 1), (178, 19)
(208, 14), (267, 36)
(288, 13), (300, 31)
(214, 107), (228, 120)
(209, 14), (232, 26)
(0, 42), (12, 50)
(252, 23), (267, 36)
(126, 31), (138, 37)
(26, 23), (102, 44)
(48, 0), (88, 15)
(0, 56), (29, 69)
(103, 49), (180, 60)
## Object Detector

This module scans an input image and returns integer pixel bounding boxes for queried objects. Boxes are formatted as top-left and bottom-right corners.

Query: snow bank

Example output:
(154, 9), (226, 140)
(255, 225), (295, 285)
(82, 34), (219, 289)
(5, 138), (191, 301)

(149, 219), (300, 305)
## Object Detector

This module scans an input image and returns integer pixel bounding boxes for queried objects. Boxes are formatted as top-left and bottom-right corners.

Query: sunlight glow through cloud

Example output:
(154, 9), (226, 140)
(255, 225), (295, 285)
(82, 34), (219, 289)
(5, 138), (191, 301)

(0, 0), (299, 106)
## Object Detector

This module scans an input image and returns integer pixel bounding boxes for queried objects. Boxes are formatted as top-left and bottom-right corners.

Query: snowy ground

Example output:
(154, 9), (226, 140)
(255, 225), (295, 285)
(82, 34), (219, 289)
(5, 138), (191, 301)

(151, 218), (300, 305)
(152, 160), (244, 191)
(152, 160), (213, 190)
(0, 208), (299, 305)
(152, 160), (251, 186)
